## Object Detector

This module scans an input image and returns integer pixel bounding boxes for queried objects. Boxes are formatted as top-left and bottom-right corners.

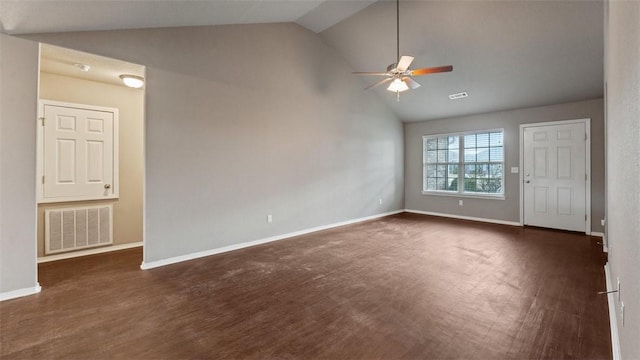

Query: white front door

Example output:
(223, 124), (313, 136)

(41, 101), (118, 202)
(523, 121), (587, 232)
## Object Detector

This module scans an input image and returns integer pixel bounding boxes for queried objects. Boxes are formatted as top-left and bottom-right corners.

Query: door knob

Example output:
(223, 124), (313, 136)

(104, 184), (111, 189)
(525, 180), (530, 183)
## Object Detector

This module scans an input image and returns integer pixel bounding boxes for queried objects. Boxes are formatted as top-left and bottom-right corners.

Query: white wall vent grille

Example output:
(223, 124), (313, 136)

(45, 205), (113, 254)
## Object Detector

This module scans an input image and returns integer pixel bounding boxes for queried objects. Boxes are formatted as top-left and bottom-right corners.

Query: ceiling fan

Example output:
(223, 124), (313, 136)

(353, 0), (453, 100)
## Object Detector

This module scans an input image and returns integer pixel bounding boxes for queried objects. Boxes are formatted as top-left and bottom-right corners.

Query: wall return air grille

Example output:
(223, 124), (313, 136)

(45, 205), (113, 255)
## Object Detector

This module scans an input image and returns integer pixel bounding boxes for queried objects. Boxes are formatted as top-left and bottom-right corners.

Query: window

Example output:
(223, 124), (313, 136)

(423, 130), (504, 197)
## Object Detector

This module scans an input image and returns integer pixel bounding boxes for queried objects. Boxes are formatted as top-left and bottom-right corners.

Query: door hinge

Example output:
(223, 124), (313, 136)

(585, 133), (587, 141)
(585, 174), (588, 181)
(42, 176), (45, 184)
(39, 117), (45, 126)
(585, 214), (588, 221)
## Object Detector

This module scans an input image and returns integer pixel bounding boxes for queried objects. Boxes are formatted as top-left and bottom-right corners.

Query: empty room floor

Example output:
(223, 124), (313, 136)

(0, 213), (611, 359)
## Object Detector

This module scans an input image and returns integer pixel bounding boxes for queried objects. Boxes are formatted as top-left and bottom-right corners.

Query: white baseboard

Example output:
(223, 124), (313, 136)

(591, 232), (604, 238)
(604, 263), (621, 360)
(404, 209), (521, 227)
(141, 210), (404, 270)
(0, 283), (41, 302)
(38, 242), (143, 263)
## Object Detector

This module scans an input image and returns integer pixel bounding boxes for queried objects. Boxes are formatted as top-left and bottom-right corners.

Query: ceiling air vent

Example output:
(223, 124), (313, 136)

(448, 91), (468, 100)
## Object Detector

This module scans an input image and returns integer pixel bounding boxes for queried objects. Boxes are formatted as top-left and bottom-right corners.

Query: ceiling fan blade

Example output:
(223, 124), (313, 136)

(353, 72), (390, 76)
(365, 77), (392, 90)
(396, 56), (414, 72)
(411, 65), (453, 76)
(402, 76), (421, 89)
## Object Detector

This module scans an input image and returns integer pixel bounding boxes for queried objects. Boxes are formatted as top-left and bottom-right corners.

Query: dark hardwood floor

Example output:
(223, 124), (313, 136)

(0, 213), (611, 359)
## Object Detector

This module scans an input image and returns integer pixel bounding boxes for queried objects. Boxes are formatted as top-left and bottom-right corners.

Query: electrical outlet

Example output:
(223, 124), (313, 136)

(601, 219), (606, 226)
(267, 215), (273, 223)
(620, 301), (625, 326)
(379, 198), (382, 205)
(459, 200), (463, 206)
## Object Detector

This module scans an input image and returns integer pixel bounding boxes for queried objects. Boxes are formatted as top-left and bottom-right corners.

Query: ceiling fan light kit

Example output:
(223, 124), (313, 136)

(388, 78), (410, 92)
(353, 0), (453, 101)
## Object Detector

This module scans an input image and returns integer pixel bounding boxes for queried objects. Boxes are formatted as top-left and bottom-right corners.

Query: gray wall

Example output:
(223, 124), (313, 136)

(0, 34), (39, 294)
(25, 23), (404, 264)
(404, 98), (605, 232)
(606, 1), (640, 358)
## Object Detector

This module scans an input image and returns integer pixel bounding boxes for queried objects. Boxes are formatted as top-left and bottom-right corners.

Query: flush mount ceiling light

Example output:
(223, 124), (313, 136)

(119, 74), (144, 88)
(74, 63), (90, 72)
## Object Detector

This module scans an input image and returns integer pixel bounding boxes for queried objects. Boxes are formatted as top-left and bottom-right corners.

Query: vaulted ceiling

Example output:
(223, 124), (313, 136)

(0, 0), (604, 122)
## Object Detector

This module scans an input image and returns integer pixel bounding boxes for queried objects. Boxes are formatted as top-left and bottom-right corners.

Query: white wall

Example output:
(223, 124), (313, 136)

(25, 23), (404, 265)
(404, 98), (605, 231)
(37, 72), (144, 257)
(0, 34), (39, 297)
(605, 1), (640, 358)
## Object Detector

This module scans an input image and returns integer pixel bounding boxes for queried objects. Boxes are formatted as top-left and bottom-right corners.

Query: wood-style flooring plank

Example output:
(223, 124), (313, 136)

(0, 213), (612, 359)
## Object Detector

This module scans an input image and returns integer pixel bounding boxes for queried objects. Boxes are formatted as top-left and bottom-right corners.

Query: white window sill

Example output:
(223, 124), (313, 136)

(421, 191), (506, 200)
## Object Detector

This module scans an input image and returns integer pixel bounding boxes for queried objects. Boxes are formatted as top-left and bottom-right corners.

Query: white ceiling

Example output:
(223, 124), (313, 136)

(0, 0), (376, 35)
(40, 44), (145, 88)
(0, 0), (604, 122)
(320, 0), (604, 121)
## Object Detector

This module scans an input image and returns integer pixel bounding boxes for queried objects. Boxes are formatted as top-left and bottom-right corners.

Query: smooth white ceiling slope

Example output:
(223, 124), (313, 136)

(0, 0), (604, 122)
(0, 0), (375, 34)
(321, 0), (604, 121)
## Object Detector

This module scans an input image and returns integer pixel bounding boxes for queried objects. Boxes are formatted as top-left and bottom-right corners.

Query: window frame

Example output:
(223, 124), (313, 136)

(422, 129), (506, 199)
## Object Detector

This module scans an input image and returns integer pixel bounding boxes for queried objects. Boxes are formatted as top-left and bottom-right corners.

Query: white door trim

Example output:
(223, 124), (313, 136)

(519, 118), (591, 234)
(37, 99), (120, 203)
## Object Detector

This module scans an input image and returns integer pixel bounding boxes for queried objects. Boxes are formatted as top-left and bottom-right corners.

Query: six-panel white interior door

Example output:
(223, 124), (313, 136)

(522, 121), (588, 232)
(40, 100), (118, 203)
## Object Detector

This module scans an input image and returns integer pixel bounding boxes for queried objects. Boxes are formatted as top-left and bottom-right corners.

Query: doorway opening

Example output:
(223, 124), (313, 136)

(36, 44), (145, 269)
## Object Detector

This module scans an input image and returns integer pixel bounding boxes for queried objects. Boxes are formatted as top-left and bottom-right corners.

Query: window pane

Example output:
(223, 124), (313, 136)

(480, 178), (502, 193)
(438, 150), (447, 163)
(477, 164), (489, 177)
(437, 165), (447, 177)
(464, 134), (476, 148)
(464, 178), (476, 191)
(448, 176), (458, 191)
(437, 137), (448, 149)
(426, 178), (436, 191)
(448, 136), (459, 149)
(448, 164), (458, 175)
(464, 149), (476, 162)
(476, 148), (489, 162)
(427, 150), (437, 163)
(426, 138), (438, 150)
(464, 164), (476, 177)
(448, 150), (458, 163)
(427, 165), (437, 178)
(436, 178), (447, 191)
(490, 132), (503, 147)
(489, 164), (503, 178)
(476, 133), (489, 147)
(490, 146), (503, 162)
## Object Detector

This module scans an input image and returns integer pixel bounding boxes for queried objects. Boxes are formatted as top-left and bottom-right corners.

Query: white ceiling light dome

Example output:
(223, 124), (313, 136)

(119, 74), (144, 88)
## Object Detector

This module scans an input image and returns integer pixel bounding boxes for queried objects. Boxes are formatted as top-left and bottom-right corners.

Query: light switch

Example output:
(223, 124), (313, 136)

(511, 167), (519, 174)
